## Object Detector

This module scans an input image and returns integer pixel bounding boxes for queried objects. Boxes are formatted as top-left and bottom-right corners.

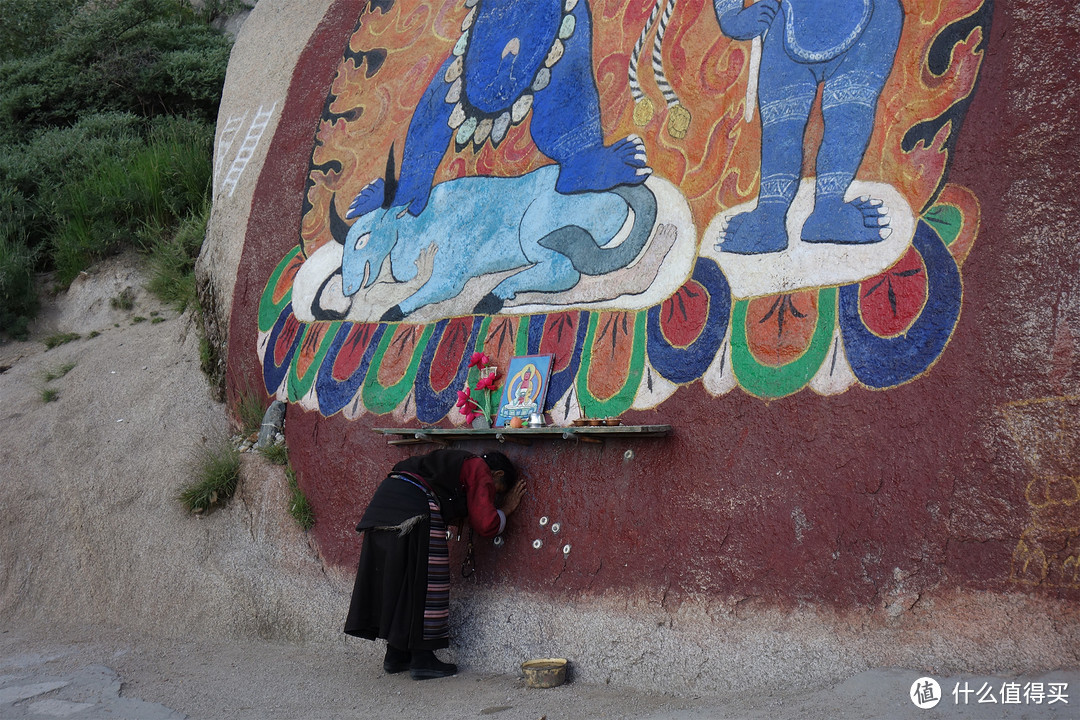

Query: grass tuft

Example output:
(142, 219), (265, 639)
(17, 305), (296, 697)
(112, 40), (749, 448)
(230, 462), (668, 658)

(110, 287), (135, 310)
(40, 387), (59, 402)
(43, 361), (76, 381)
(146, 201), (208, 312)
(286, 467), (315, 530)
(259, 443), (289, 466)
(235, 390), (265, 435)
(43, 332), (80, 349)
(178, 442), (242, 514)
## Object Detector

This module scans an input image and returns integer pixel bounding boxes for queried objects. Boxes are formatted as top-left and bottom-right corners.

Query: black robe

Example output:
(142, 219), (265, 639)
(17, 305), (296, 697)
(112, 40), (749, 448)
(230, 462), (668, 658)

(344, 450), (477, 650)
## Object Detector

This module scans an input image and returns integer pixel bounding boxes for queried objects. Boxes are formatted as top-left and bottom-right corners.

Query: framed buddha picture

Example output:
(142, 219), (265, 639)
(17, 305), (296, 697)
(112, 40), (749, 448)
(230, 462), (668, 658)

(494, 354), (554, 428)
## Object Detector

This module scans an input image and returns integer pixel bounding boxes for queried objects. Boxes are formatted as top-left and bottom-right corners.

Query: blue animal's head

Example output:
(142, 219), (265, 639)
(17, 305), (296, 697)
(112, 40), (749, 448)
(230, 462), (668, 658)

(333, 147), (401, 296)
(339, 211), (397, 296)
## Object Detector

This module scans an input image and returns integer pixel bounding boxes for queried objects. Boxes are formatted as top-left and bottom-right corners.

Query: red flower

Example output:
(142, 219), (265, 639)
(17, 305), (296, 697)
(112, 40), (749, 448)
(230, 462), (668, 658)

(456, 386), (477, 411)
(476, 371), (499, 391)
(468, 352), (490, 369)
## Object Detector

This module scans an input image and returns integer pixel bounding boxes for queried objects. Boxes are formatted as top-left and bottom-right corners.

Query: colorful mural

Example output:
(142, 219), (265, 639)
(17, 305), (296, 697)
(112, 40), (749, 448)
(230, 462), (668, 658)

(256, 0), (990, 421)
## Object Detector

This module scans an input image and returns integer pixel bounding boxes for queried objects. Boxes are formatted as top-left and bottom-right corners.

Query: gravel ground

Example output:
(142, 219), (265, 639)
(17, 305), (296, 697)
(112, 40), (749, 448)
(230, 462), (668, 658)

(2, 624), (1078, 719)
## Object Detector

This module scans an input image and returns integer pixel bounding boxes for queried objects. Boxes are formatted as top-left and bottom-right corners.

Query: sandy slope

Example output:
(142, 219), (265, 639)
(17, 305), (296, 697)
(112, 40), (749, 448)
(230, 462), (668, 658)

(0, 255), (352, 644)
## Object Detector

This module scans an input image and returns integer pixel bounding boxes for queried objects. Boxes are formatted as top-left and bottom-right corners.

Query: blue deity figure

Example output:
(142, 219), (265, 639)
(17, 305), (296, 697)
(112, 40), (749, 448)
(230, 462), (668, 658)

(346, 0), (651, 221)
(713, 0), (903, 254)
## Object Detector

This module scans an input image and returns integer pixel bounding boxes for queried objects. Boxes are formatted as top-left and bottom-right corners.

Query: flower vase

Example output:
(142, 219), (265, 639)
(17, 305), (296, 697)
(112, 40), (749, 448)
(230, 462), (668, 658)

(471, 415), (491, 429)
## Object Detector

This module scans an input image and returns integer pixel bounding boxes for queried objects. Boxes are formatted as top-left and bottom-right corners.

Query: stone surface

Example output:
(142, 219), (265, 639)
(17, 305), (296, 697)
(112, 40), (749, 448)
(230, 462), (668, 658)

(256, 399), (286, 448)
(1, 629), (1077, 719)
(196, 0), (336, 380)
(197, 0), (1079, 693)
(4, 0), (1080, 708)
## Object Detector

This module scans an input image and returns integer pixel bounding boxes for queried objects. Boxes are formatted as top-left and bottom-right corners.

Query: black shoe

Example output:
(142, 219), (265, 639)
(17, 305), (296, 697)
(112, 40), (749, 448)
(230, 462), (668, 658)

(383, 645), (411, 674)
(409, 650), (457, 680)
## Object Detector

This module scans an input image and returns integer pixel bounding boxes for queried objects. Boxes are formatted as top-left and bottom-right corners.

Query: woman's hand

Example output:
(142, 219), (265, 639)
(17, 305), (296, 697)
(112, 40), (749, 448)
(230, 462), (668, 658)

(500, 481), (527, 516)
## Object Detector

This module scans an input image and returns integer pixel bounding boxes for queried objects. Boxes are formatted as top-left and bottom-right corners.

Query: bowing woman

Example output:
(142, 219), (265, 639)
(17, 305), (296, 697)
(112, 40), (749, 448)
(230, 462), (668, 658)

(344, 449), (526, 680)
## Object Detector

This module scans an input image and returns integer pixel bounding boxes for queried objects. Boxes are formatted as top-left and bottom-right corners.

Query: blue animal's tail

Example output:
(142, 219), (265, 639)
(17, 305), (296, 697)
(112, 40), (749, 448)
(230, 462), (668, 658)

(536, 184), (658, 275)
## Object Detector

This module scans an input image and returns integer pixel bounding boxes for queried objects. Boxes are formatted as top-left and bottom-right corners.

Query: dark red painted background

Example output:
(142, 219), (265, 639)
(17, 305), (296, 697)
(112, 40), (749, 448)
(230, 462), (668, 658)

(226, 0), (1080, 609)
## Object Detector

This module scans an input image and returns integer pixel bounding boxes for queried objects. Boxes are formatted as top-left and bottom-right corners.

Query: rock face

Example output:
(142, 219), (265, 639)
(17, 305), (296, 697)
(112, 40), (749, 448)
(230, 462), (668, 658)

(195, 0), (338, 388)
(194, 0), (1079, 693)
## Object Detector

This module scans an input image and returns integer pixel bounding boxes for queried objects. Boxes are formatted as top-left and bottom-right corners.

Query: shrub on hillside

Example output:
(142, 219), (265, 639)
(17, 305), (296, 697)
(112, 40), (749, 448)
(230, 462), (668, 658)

(0, 232), (39, 339)
(0, 0), (238, 335)
(0, 112), (145, 241)
(47, 115), (213, 285)
(0, 0), (231, 143)
(0, 0), (81, 62)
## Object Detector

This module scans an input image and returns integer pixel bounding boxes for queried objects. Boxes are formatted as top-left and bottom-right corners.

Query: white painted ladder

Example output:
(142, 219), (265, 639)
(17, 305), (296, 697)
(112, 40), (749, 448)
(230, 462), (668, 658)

(219, 102), (278, 199)
(214, 112), (247, 197)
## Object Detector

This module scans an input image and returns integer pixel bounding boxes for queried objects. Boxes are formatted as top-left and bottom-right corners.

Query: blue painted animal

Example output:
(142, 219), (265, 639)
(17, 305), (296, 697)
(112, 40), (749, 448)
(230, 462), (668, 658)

(333, 162), (658, 321)
(713, 0), (903, 254)
(346, 0), (650, 221)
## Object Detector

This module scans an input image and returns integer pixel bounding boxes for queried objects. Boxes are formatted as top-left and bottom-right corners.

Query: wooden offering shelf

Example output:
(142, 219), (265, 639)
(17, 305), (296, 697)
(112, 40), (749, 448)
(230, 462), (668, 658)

(372, 425), (672, 446)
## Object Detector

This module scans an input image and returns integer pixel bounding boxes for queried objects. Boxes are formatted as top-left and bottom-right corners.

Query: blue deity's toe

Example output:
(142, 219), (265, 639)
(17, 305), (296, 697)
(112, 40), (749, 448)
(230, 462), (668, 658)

(802, 197), (889, 245)
(346, 179), (385, 220)
(715, 206), (789, 255)
(555, 141), (651, 195)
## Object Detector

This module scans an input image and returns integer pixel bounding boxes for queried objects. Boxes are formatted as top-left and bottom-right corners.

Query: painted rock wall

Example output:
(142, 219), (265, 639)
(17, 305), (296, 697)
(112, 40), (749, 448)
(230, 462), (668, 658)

(209, 0), (1080, 681)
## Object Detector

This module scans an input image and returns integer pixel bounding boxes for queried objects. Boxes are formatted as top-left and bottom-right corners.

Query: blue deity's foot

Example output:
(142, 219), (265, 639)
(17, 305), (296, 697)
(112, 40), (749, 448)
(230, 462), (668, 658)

(345, 178), (385, 219)
(801, 196), (891, 245)
(715, 203), (789, 255)
(554, 136), (652, 195)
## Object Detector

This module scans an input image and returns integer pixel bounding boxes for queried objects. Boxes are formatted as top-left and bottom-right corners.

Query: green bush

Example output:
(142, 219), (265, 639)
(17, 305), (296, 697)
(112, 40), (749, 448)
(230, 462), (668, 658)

(0, 0), (81, 62)
(0, 232), (39, 338)
(0, 0), (233, 330)
(0, 0), (231, 142)
(43, 361), (76, 381)
(147, 210), (204, 312)
(259, 442), (289, 466)
(235, 390), (266, 435)
(43, 331), (80, 349)
(46, 115), (213, 285)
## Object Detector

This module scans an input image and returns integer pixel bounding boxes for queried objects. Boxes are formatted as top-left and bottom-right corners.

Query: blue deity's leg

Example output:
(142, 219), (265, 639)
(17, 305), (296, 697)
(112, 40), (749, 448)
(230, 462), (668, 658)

(531, 1), (651, 194)
(393, 56), (459, 216)
(347, 56), (458, 220)
(802, 0), (903, 244)
(718, 29), (815, 255)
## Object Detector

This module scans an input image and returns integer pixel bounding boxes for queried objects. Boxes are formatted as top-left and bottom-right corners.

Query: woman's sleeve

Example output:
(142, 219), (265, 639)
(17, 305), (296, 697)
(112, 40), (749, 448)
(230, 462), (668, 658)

(460, 457), (505, 538)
